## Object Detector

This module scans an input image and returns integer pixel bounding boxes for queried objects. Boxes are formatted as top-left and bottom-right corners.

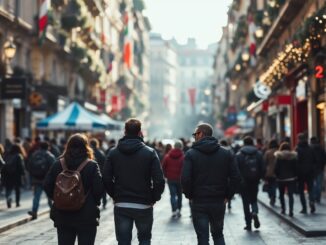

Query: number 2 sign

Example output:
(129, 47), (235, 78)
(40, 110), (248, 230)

(315, 65), (324, 79)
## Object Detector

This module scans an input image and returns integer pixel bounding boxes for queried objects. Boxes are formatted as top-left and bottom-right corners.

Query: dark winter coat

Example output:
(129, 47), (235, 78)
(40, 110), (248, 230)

(92, 147), (106, 172)
(235, 145), (264, 184)
(1, 153), (25, 187)
(43, 158), (104, 227)
(162, 148), (184, 181)
(310, 143), (326, 174)
(181, 137), (241, 203)
(274, 150), (297, 182)
(103, 136), (165, 205)
(295, 142), (317, 178)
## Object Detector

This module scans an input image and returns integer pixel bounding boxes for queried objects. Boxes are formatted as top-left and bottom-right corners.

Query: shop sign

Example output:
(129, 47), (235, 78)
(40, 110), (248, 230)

(0, 78), (27, 100)
(315, 65), (324, 79)
(254, 81), (271, 99)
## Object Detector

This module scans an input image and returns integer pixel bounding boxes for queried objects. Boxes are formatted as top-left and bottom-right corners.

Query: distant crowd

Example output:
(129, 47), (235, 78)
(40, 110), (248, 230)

(0, 120), (325, 245)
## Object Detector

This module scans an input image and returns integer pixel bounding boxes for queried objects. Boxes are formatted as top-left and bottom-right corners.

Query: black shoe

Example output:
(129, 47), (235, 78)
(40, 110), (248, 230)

(7, 198), (12, 208)
(16, 203), (20, 207)
(289, 211), (293, 217)
(310, 203), (316, 214)
(252, 213), (260, 229)
(300, 209), (307, 214)
(28, 211), (37, 220)
(244, 225), (252, 231)
(281, 209), (285, 215)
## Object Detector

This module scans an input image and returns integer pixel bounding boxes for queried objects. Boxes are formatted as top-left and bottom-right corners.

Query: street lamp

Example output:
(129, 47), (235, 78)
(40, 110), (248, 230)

(255, 27), (264, 39)
(241, 52), (250, 62)
(3, 38), (16, 60)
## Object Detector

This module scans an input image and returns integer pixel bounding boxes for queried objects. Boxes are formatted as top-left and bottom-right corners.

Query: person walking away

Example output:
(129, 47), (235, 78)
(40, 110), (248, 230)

(49, 138), (61, 158)
(236, 136), (264, 231)
(105, 139), (116, 156)
(310, 136), (326, 203)
(162, 140), (184, 218)
(27, 141), (55, 219)
(274, 142), (298, 217)
(263, 139), (279, 206)
(44, 133), (104, 245)
(90, 138), (107, 209)
(181, 123), (241, 245)
(296, 133), (317, 213)
(1, 144), (25, 208)
(103, 118), (165, 245)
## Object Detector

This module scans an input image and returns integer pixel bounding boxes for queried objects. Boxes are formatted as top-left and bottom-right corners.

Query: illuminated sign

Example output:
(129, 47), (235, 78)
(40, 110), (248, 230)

(315, 65), (324, 79)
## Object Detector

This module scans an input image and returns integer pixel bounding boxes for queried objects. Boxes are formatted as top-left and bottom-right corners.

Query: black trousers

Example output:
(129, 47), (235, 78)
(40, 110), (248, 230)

(57, 226), (97, 245)
(240, 182), (259, 226)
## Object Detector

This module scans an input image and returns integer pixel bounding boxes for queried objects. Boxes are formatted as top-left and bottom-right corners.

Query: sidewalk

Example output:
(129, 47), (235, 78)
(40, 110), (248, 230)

(258, 190), (326, 237)
(0, 189), (50, 233)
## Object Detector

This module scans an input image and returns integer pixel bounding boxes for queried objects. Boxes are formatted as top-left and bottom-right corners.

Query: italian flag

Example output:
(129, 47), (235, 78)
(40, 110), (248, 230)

(38, 0), (50, 45)
(123, 12), (133, 69)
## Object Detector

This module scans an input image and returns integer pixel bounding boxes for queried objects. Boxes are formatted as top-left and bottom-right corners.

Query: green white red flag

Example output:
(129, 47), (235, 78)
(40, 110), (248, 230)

(122, 12), (133, 69)
(38, 0), (50, 44)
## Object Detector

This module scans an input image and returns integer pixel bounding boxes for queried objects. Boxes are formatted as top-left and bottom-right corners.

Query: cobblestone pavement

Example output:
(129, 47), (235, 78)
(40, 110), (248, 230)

(1, 189), (326, 244)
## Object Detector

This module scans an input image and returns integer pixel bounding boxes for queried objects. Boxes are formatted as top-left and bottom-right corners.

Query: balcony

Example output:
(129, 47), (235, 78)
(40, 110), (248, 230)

(257, 0), (304, 56)
(84, 0), (101, 17)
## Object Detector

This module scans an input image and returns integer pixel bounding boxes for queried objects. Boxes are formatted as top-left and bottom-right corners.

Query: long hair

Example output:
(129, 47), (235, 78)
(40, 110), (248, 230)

(61, 134), (94, 162)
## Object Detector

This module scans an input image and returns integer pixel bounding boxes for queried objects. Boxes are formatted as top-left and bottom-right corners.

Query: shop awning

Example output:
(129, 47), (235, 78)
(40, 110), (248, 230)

(224, 125), (241, 137)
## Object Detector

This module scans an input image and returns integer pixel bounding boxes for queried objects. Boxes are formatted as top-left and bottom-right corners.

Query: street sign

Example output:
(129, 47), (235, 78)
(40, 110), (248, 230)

(0, 77), (27, 100)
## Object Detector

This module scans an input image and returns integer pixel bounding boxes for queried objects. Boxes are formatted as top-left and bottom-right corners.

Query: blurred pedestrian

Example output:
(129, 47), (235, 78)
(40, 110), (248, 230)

(44, 133), (104, 245)
(27, 141), (55, 219)
(49, 138), (61, 158)
(90, 138), (107, 209)
(181, 123), (240, 244)
(103, 119), (165, 245)
(162, 140), (184, 218)
(1, 144), (25, 208)
(310, 136), (326, 204)
(263, 139), (279, 206)
(274, 142), (298, 217)
(105, 139), (116, 156)
(236, 136), (264, 231)
(295, 133), (317, 214)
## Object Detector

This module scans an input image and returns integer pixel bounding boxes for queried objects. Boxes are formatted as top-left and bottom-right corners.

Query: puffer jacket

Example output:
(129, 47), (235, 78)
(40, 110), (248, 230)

(274, 150), (297, 181)
(162, 148), (184, 181)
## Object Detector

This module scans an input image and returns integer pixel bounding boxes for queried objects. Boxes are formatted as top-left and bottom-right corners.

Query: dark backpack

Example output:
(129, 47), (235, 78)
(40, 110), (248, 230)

(242, 153), (260, 181)
(53, 158), (89, 211)
(3, 155), (17, 175)
(29, 151), (50, 178)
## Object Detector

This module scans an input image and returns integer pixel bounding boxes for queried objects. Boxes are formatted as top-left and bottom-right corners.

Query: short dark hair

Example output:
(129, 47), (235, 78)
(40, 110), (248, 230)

(268, 139), (278, 149)
(310, 136), (319, 144)
(197, 123), (213, 137)
(40, 141), (49, 150)
(220, 139), (228, 146)
(279, 142), (291, 151)
(243, 136), (254, 145)
(298, 133), (307, 143)
(90, 138), (99, 148)
(125, 118), (141, 136)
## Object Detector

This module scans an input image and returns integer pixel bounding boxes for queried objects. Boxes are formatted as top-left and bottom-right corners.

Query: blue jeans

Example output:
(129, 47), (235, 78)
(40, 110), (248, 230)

(191, 201), (226, 245)
(114, 206), (153, 245)
(314, 173), (324, 202)
(167, 180), (182, 212)
(32, 184), (52, 212)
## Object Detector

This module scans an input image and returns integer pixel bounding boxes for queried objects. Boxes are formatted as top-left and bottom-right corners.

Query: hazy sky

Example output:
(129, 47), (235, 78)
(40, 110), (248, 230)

(144, 0), (232, 49)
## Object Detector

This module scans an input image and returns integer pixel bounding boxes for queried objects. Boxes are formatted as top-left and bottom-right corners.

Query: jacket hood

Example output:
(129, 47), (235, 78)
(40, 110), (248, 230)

(274, 150), (297, 160)
(240, 145), (258, 155)
(168, 148), (183, 159)
(117, 136), (145, 155)
(192, 137), (220, 154)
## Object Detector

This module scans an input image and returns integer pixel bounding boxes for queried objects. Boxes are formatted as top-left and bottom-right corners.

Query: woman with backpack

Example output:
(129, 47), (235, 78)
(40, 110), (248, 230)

(1, 143), (25, 208)
(43, 133), (104, 245)
(274, 142), (298, 217)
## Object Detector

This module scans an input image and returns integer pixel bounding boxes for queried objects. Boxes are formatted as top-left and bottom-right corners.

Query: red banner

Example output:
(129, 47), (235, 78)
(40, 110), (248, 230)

(188, 88), (196, 108)
(100, 89), (106, 103)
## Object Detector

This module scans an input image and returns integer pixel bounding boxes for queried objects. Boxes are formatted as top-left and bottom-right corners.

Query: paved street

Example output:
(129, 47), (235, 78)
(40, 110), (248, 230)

(1, 188), (326, 244)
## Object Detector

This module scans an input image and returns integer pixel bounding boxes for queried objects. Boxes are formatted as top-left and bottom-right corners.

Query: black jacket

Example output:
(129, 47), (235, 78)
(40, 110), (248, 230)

(103, 136), (165, 205)
(1, 153), (25, 187)
(235, 145), (264, 184)
(310, 143), (326, 174)
(295, 142), (317, 178)
(43, 158), (104, 227)
(181, 137), (241, 203)
(274, 150), (297, 181)
(92, 147), (106, 172)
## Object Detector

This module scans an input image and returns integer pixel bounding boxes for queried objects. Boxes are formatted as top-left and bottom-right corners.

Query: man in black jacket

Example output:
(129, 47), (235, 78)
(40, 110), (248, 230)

(236, 136), (264, 231)
(181, 123), (240, 245)
(103, 118), (165, 245)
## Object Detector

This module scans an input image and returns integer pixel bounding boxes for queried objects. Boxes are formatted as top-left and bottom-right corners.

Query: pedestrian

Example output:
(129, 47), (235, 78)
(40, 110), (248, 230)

(27, 141), (55, 219)
(236, 136), (264, 231)
(263, 139), (279, 206)
(43, 133), (104, 245)
(310, 136), (326, 203)
(103, 118), (165, 245)
(90, 138), (107, 209)
(1, 143), (25, 208)
(181, 123), (241, 244)
(274, 142), (298, 217)
(162, 140), (184, 218)
(105, 139), (116, 156)
(295, 133), (317, 213)
(49, 138), (61, 158)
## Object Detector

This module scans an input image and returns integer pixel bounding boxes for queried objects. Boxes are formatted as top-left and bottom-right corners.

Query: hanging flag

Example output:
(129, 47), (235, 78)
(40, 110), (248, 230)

(188, 88), (196, 108)
(122, 12), (133, 69)
(38, 0), (50, 45)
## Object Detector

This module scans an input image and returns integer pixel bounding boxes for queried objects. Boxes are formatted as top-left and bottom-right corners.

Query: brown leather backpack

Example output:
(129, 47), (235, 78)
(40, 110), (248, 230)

(53, 158), (89, 211)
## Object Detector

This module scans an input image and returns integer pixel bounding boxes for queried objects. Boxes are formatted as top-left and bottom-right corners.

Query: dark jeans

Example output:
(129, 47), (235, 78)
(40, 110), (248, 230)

(167, 180), (182, 212)
(32, 184), (52, 212)
(241, 182), (259, 226)
(5, 185), (20, 206)
(266, 177), (277, 201)
(298, 176), (314, 210)
(314, 172), (324, 202)
(191, 201), (226, 245)
(57, 226), (97, 245)
(278, 181), (296, 212)
(114, 206), (153, 245)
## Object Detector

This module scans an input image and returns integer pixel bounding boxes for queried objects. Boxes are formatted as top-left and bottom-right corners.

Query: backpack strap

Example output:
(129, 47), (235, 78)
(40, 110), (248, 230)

(60, 158), (68, 171)
(77, 158), (90, 172)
